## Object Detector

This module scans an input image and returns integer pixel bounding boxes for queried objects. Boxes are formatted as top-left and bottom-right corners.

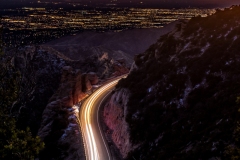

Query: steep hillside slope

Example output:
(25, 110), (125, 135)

(38, 66), (95, 160)
(105, 6), (240, 160)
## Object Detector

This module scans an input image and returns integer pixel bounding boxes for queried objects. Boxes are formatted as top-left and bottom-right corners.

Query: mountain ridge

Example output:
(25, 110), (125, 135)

(104, 5), (240, 160)
(43, 25), (178, 63)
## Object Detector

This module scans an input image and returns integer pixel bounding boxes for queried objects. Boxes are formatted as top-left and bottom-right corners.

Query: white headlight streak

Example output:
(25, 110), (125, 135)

(80, 77), (125, 160)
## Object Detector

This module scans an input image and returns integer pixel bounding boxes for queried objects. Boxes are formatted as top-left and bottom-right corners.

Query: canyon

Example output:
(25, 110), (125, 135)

(1, 25), (175, 159)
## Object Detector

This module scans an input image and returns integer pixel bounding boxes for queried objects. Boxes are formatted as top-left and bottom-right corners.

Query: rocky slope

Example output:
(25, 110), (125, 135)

(104, 6), (240, 160)
(103, 89), (135, 158)
(2, 42), (129, 159)
(38, 66), (98, 159)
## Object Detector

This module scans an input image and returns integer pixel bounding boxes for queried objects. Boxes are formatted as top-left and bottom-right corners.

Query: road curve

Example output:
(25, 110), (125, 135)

(79, 76), (125, 160)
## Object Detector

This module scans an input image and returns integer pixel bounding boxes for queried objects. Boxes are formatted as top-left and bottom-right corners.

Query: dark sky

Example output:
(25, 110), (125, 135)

(101, 0), (238, 5)
(1, 0), (240, 8)
(41, 0), (240, 6)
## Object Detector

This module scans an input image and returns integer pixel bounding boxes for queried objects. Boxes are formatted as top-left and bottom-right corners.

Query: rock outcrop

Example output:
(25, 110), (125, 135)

(112, 59), (129, 76)
(103, 89), (137, 158)
(38, 66), (96, 160)
(88, 72), (99, 85)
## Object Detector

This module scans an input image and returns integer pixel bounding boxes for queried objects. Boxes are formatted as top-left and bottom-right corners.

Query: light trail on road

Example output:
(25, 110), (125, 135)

(80, 76), (125, 160)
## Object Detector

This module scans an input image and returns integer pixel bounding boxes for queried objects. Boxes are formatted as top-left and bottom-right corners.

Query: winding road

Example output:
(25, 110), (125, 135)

(79, 75), (126, 160)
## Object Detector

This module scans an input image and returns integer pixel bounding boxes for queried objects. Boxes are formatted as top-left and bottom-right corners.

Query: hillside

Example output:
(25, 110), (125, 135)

(0, 21), (179, 159)
(0, 44), (128, 159)
(43, 25), (177, 63)
(104, 5), (240, 160)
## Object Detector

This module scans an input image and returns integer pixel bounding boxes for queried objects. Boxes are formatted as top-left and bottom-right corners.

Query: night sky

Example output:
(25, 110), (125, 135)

(38, 0), (240, 6)
(1, 0), (240, 8)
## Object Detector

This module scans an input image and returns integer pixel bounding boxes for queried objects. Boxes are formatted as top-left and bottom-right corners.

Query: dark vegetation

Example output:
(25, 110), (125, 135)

(39, 109), (70, 159)
(0, 51), (44, 159)
(0, 42), (67, 159)
(117, 5), (240, 160)
(9, 47), (63, 136)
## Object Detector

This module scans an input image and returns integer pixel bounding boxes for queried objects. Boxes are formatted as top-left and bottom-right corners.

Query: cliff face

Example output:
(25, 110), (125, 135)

(103, 89), (137, 158)
(38, 66), (86, 138)
(106, 6), (240, 160)
(38, 66), (98, 159)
